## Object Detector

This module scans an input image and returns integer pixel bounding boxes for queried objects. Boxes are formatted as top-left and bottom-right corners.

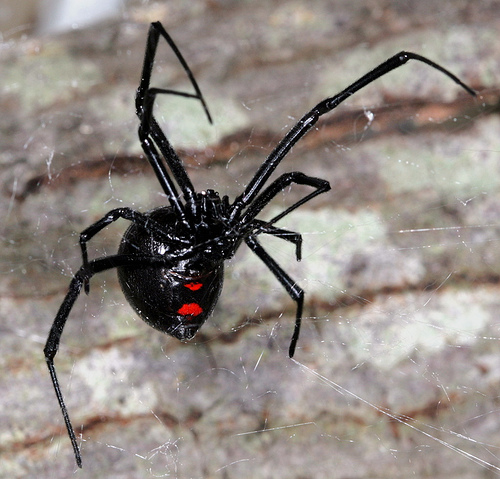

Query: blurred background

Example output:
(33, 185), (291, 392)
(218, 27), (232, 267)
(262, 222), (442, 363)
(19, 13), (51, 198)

(1, 0), (124, 37)
(1, 1), (500, 478)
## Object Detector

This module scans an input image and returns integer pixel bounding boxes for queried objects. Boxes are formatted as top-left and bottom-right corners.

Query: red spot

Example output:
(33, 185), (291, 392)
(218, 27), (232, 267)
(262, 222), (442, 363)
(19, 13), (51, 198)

(177, 303), (203, 316)
(184, 282), (203, 291)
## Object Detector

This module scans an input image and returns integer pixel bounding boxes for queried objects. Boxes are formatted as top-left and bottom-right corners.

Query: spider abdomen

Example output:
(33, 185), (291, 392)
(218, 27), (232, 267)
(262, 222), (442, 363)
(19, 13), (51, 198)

(117, 207), (224, 340)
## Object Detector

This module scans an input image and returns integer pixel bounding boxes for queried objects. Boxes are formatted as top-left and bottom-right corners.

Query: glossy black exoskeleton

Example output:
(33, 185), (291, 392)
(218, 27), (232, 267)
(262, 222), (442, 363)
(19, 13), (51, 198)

(117, 199), (226, 340)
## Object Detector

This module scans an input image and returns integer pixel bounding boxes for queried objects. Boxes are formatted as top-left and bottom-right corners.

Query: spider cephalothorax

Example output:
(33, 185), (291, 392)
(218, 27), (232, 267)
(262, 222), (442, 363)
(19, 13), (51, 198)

(44, 21), (475, 467)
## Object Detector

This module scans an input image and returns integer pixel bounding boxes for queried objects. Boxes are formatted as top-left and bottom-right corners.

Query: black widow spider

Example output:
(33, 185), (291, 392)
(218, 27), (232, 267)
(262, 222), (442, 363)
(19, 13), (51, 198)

(44, 21), (476, 467)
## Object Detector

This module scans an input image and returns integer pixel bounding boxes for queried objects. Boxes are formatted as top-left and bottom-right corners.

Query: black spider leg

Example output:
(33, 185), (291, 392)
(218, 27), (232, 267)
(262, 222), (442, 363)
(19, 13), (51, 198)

(238, 174), (329, 357)
(78, 207), (184, 293)
(245, 236), (304, 358)
(230, 51), (476, 220)
(253, 223), (305, 350)
(253, 220), (303, 260)
(44, 254), (171, 468)
(241, 172), (331, 225)
(137, 22), (212, 219)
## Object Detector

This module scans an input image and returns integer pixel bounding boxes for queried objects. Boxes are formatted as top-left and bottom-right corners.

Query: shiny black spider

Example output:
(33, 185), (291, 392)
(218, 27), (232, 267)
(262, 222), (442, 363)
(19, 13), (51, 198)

(44, 21), (475, 467)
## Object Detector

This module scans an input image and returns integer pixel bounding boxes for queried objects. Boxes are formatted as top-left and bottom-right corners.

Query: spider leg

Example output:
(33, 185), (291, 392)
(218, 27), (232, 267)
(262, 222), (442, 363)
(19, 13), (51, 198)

(240, 172), (330, 225)
(253, 220), (302, 261)
(44, 254), (168, 468)
(136, 22), (211, 123)
(138, 129), (185, 216)
(79, 207), (172, 294)
(137, 22), (212, 216)
(230, 52), (476, 219)
(245, 236), (304, 358)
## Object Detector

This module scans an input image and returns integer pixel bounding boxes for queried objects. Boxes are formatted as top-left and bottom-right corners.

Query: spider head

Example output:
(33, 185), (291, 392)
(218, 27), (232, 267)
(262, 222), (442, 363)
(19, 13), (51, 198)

(189, 189), (228, 228)
(182, 189), (243, 257)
